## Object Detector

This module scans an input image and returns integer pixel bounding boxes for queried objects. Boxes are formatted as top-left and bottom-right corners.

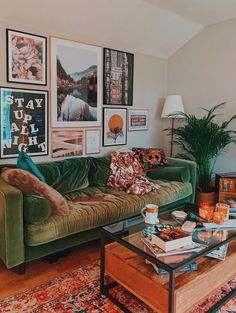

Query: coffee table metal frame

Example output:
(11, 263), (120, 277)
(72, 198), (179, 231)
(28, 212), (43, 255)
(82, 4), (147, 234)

(100, 214), (236, 313)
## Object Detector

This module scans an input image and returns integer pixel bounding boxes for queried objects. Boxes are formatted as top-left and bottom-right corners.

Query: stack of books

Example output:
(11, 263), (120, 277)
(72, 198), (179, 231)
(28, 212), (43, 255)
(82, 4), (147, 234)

(142, 229), (206, 275)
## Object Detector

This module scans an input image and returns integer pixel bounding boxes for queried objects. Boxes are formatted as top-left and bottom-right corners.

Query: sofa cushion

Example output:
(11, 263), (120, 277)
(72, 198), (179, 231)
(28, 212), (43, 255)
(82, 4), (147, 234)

(146, 166), (190, 183)
(37, 158), (90, 194)
(132, 148), (167, 170)
(17, 150), (46, 182)
(24, 181), (192, 246)
(24, 195), (52, 224)
(1, 167), (70, 216)
(88, 156), (111, 187)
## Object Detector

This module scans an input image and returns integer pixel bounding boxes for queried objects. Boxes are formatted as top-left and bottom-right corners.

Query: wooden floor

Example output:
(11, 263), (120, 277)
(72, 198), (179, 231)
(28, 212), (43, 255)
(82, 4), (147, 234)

(0, 241), (100, 300)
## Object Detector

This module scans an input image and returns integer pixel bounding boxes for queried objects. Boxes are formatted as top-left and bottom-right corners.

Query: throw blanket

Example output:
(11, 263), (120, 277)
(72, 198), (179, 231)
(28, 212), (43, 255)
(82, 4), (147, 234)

(107, 151), (160, 195)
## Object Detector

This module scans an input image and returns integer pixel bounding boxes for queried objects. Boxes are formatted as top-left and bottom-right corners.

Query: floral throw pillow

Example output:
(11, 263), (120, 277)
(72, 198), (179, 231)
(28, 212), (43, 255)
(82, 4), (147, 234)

(132, 148), (167, 170)
(107, 151), (160, 195)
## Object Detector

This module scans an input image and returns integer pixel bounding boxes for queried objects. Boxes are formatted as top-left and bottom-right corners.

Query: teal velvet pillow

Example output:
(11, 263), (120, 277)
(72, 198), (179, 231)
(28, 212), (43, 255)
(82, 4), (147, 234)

(88, 155), (111, 187)
(23, 195), (52, 224)
(37, 158), (90, 195)
(17, 151), (45, 182)
(146, 166), (190, 183)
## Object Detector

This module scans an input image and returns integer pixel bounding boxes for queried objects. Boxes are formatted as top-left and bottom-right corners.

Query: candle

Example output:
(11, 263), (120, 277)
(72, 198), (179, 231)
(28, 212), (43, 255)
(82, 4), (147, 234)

(213, 211), (224, 224)
(215, 203), (230, 221)
(199, 203), (214, 221)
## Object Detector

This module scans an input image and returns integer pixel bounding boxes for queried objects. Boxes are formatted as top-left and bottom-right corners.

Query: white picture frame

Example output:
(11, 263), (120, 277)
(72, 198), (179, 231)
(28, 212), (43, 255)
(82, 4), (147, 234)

(51, 37), (102, 128)
(128, 109), (149, 131)
(85, 128), (101, 154)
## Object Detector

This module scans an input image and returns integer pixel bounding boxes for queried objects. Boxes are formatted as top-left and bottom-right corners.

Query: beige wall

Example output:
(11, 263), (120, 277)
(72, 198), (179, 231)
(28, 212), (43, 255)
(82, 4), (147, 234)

(167, 18), (236, 174)
(0, 20), (167, 165)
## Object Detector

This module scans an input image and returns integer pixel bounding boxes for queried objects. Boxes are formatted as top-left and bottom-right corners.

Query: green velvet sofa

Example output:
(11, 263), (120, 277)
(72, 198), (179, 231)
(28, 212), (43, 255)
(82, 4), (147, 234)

(0, 155), (196, 272)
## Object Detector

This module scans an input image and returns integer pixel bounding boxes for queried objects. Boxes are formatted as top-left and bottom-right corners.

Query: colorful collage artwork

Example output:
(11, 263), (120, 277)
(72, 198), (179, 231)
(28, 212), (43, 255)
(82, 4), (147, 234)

(0, 28), (150, 159)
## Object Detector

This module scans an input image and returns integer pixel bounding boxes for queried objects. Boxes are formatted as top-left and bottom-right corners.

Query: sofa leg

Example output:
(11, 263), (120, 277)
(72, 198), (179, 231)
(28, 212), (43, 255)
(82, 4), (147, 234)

(13, 263), (26, 275)
(45, 254), (60, 264)
(46, 248), (71, 264)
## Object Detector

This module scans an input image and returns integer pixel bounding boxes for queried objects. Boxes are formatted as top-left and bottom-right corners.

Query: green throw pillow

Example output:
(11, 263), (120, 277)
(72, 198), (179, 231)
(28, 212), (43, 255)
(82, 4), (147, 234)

(88, 156), (111, 186)
(23, 195), (52, 224)
(17, 150), (45, 182)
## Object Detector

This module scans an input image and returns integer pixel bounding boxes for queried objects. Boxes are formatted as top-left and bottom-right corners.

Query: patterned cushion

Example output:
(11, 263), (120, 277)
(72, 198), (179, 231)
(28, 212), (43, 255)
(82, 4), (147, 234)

(107, 151), (159, 195)
(132, 148), (167, 170)
(1, 167), (70, 216)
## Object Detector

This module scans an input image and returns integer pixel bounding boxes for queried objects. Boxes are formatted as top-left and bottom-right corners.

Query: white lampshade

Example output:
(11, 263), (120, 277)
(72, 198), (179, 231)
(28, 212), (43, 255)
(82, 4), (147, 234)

(161, 95), (185, 118)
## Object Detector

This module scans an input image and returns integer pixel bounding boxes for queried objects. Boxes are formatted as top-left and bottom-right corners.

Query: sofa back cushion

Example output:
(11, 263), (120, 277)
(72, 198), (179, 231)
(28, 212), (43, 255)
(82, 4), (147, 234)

(88, 156), (111, 187)
(37, 158), (90, 195)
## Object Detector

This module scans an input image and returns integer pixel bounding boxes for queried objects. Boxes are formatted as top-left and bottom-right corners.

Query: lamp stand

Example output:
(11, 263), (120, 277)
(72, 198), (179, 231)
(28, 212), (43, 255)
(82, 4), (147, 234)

(170, 118), (175, 157)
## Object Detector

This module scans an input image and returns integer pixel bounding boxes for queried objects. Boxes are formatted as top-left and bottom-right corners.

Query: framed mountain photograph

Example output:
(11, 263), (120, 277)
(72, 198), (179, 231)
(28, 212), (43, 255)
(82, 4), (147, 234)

(103, 48), (134, 106)
(51, 37), (102, 127)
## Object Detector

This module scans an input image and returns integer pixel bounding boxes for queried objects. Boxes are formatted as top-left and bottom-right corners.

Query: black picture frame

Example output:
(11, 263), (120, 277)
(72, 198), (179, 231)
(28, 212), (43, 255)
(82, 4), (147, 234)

(6, 29), (47, 85)
(103, 48), (134, 106)
(0, 87), (48, 159)
(102, 107), (127, 146)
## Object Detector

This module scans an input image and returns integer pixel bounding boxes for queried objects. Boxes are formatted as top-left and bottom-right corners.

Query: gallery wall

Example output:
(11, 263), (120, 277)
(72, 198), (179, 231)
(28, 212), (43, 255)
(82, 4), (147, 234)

(167, 17), (236, 173)
(0, 20), (167, 165)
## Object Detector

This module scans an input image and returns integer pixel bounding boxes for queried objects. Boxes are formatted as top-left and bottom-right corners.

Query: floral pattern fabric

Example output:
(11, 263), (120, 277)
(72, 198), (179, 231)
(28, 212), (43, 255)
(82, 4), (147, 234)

(0, 261), (235, 313)
(107, 151), (160, 195)
(132, 148), (167, 170)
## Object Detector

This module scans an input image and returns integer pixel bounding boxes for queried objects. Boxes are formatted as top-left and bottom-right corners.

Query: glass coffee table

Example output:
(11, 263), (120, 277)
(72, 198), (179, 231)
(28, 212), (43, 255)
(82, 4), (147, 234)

(100, 204), (236, 313)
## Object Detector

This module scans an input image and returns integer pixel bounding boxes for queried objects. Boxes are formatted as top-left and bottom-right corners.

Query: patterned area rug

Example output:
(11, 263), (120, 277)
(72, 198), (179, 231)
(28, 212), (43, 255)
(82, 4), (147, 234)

(0, 262), (235, 313)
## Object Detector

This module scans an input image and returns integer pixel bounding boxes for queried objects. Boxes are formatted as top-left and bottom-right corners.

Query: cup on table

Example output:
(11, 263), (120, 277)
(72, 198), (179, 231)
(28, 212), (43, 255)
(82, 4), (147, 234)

(141, 204), (159, 225)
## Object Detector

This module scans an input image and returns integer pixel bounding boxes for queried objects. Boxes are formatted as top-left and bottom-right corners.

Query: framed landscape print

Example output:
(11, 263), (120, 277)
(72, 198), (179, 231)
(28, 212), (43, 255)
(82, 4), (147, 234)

(103, 108), (127, 146)
(0, 87), (48, 158)
(85, 128), (101, 154)
(51, 129), (83, 158)
(51, 37), (102, 128)
(128, 109), (149, 131)
(7, 29), (47, 85)
(103, 48), (134, 106)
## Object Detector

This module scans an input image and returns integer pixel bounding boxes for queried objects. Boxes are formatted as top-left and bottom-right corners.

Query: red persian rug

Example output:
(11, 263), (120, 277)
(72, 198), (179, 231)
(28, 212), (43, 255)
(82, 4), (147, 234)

(0, 262), (235, 313)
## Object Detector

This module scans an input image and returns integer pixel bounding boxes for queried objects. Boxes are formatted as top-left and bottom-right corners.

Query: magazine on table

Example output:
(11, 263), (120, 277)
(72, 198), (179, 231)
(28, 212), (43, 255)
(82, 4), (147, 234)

(206, 243), (229, 260)
(145, 259), (198, 275)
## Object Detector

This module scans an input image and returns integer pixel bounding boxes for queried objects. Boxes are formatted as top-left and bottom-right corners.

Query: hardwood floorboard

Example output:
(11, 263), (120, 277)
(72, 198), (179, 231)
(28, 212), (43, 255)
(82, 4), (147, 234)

(0, 240), (100, 300)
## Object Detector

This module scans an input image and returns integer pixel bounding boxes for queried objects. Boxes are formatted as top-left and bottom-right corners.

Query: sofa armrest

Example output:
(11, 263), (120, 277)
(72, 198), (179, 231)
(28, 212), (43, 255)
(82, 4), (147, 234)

(0, 177), (24, 268)
(146, 166), (190, 183)
(166, 157), (197, 203)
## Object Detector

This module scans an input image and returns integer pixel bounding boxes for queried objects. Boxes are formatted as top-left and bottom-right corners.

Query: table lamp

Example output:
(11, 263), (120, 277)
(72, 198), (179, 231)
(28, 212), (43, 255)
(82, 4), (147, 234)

(161, 95), (185, 157)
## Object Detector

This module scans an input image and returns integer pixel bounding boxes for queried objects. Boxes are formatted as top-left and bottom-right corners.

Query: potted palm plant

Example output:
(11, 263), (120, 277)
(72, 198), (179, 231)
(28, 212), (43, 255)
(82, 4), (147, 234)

(165, 103), (236, 204)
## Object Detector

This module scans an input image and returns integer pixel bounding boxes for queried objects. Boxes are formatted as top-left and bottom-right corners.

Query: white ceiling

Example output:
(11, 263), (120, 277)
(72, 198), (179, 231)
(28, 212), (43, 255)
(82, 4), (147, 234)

(1, 0), (236, 58)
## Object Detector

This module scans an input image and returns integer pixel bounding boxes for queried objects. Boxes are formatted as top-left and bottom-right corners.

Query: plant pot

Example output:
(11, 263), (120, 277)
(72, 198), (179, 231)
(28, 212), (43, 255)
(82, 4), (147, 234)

(196, 190), (215, 205)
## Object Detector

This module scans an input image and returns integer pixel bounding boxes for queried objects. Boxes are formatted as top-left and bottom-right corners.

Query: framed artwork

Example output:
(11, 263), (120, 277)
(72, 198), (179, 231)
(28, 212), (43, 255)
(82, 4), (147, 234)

(51, 37), (102, 128)
(103, 48), (134, 106)
(128, 109), (149, 131)
(0, 87), (48, 158)
(103, 108), (127, 146)
(85, 128), (101, 154)
(7, 29), (47, 85)
(51, 129), (83, 158)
